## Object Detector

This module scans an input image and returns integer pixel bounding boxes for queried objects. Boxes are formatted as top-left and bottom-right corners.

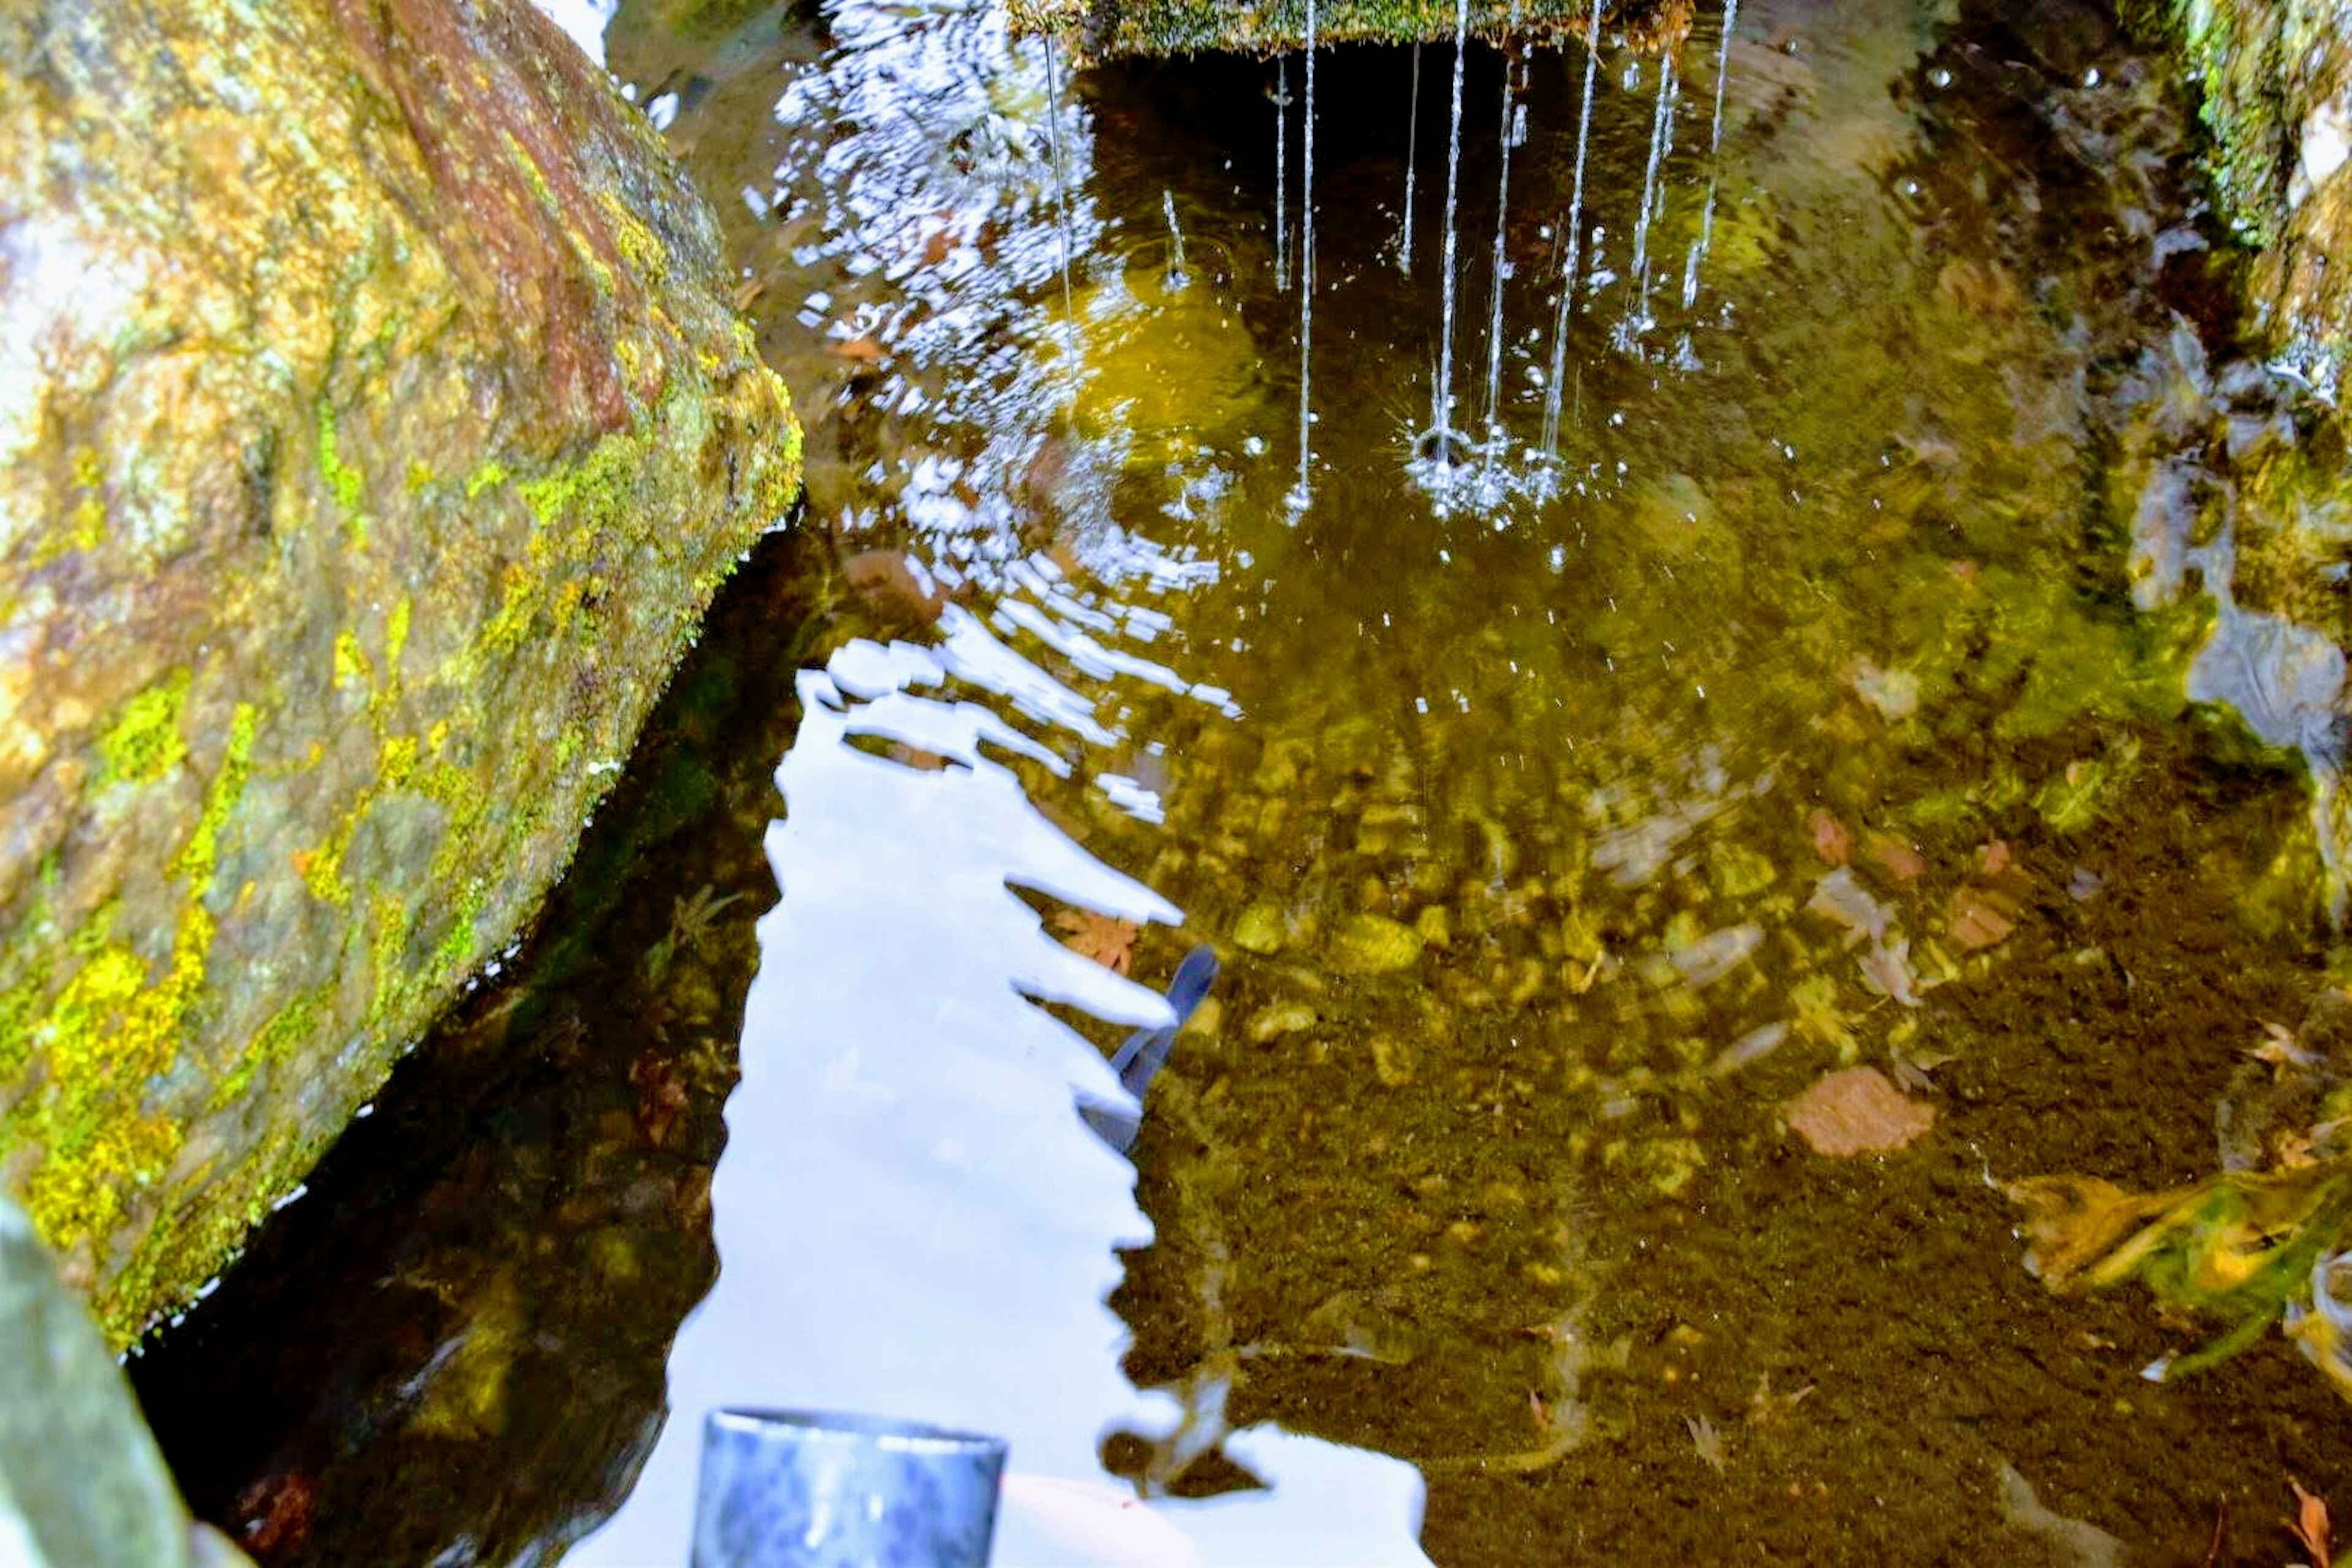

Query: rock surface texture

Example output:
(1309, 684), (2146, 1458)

(0, 0), (799, 1343)
(2129, 0), (2352, 393)
(0, 1197), (253, 1566)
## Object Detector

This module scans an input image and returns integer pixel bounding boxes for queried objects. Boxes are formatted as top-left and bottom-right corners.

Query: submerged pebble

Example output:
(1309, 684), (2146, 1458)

(1232, 902), (1286, 955)
(1333, 912), (1427, 974)
(1249, 1001), (1319, 1042)
(1669, 924), (1763, 987)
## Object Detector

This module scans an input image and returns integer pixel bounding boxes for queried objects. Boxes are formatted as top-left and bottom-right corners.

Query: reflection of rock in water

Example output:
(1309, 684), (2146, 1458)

(2218, 987), (2352, 1174)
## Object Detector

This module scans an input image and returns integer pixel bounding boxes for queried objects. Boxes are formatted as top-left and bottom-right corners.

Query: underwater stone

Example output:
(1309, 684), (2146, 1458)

(1232, 902), (1287, 955)
(1333, 911), (1428, 974)
(1248, 1001), (1321, 1042)
(0, 0), (801, 1343)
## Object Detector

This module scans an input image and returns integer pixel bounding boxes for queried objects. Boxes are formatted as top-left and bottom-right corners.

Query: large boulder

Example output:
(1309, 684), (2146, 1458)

(2124, 0), (2352, 394)
(0, 0), (800, 1343)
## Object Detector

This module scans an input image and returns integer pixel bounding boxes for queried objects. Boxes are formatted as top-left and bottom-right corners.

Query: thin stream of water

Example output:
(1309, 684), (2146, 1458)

(1681, 0), (1740, 309)
(1275, 56), (1289, 293)
(1430, 0), (1471, 452)
(1400, 43), (1422, 274)
(1541, 0), (1604, 459)
(1622, 52), (1677, 347)
(1289, 0), (1317, 511)
(1480, 6), (1522, 442)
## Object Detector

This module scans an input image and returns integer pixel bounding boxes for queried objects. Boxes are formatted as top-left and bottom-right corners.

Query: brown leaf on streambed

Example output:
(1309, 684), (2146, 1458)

(1864, 832), (1928, 883)
(1784, 1066), (1935, 1156)
(1807, 809), (1851, 866)
(2290, 1479), (2332, 1566)
(1055, 909), (1138, 974)
(1948, 839), (2030, 952)
(1947, 886), (2017, 952)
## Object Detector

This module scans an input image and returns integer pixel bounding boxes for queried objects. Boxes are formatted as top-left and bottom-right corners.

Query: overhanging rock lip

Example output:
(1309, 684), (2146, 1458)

(1004, 0), (1691, 62)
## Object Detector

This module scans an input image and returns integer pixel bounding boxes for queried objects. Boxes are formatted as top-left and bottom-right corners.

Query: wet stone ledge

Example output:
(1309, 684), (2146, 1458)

(1005, 0), (1697, 61)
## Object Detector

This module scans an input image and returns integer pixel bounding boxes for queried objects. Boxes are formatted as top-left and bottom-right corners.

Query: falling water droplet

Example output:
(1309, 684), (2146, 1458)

(1163, 188), (1189, 291)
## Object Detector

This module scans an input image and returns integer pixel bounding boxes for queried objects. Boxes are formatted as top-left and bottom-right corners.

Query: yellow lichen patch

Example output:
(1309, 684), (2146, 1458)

(96, 671), (191, 785)
(23, 1111), (185, 1267)
(333, 628), (374, 692)
(598, 189), (669, 281)
(464, 459), (510, 500)
(170, 703), (256, 892)
(17, 903), (214, 1258)
(364, 892), (412, 1028)
(101, 1118), (317, 1347)
(502, 130), (561, 218)
(316, 401), (366, 541)
(385, 596), (412, 674)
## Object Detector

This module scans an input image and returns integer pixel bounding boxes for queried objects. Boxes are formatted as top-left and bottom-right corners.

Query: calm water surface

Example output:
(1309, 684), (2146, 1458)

(132, 0), (2352, 1561)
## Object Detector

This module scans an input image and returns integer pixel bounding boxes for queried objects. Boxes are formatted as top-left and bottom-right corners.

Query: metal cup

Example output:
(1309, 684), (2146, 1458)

(691, 1408), (1008, 1567)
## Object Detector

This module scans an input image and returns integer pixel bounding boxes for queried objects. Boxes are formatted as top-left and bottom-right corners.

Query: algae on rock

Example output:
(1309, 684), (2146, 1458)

(0, 0), (800, 1343)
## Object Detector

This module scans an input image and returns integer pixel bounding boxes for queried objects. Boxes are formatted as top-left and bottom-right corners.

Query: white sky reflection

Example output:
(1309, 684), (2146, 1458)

(573, 628), (1428, 1564)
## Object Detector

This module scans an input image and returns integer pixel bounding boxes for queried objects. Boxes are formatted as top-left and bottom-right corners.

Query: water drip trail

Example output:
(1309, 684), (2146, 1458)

(1480, 5), (1523, 442)
(1163, 188), (1188, 290)
(1289, 0), (1317, 511)
(1624, 53), (1678, 347)
(1274, 58), (1289, 293)
(1042, 37), (1080, 394)
(1400, 43), (1422, 273)
(1430, 0), (1471, 453)
(1541, 0), (1604, 458)
(1681, 0), (1740, 309)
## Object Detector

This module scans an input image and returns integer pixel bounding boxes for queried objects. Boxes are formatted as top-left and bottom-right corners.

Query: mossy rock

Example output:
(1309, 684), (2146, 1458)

(0, 0), (800, 1344)
(1006, 0), (1695, 61)
(2123, 0), (2352, 394)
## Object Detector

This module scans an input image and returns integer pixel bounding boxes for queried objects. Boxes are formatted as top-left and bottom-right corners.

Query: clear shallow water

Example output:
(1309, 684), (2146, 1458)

(131, 0), (2352, 1561)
